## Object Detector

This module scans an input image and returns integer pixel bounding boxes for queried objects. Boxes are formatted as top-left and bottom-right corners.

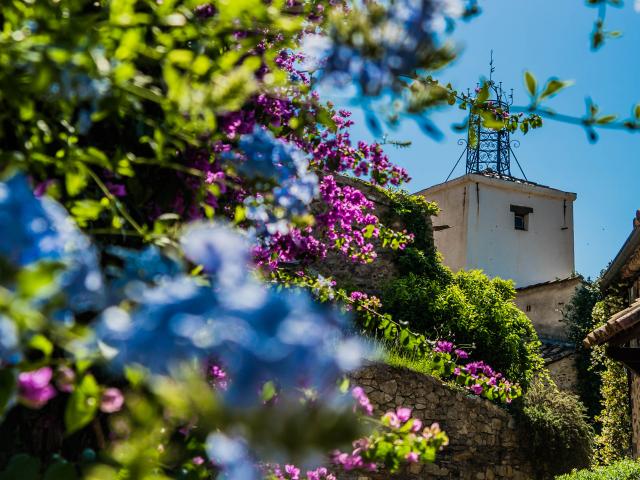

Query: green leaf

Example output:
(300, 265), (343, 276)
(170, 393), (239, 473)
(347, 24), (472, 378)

(71, 200), (104, 227)
(65, 374), (100, 435)
(28, 334), (53, 358)
(16, 261), (64, 299)
(476, 84), (490, 103)
(596, 114), (617, 124)
(634, 104), (640, 120)
(261, 381), (277, 402)
(0, 454), (40, 480)
(44, 460), (78, 480)
(65, 164), (89, 197)
(0, 369), (16, 418)
(539, 79), (573, 100)
(524, 71), (537, 97)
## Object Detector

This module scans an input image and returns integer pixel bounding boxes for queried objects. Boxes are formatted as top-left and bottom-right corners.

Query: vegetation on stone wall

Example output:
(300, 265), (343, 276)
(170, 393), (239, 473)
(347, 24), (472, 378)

(555, 459), (640, 480)
(590, 293), (632, 465)
(515, 375), (593, 478)
(561, 279), (603, 421)
(381, 261), (543, 387)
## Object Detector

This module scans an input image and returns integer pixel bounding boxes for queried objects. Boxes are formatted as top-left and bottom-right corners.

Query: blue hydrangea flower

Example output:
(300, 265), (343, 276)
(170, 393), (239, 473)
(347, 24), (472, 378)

(97, 223), (365, 407)
(235, 126), (309, 182)
(205, 433), (258, 480)
(0, 315), (21, 366)
(315, 0), (464, 96)
(233, 127), (319, 233)
(0, 174), (105, 314)
(105, 245), (183, 302)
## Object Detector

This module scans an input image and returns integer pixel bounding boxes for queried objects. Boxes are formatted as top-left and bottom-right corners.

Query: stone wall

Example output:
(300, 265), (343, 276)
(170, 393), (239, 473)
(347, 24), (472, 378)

(348, 363), (534, 480)
(547, 354), (579, 393)
(310, 176), (435, 295)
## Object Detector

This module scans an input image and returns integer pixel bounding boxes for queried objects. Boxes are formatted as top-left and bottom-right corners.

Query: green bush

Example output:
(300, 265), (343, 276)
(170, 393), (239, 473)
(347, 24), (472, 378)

(555, 459), (640, 479)
(561, 280), (603, 421)
(516, 376), (593, 478)
(381, 252), (542, 387)
(590, 293), (632, 465)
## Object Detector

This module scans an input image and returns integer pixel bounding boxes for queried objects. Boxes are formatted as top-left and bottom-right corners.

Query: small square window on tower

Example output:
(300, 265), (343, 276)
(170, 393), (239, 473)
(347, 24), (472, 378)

(510, 205), (533, 231)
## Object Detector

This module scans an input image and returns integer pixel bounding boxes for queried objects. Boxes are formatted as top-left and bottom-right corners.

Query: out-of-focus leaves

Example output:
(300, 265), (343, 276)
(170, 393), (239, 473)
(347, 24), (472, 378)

(0, 454), (40, 480)
(65, 373), (100, 434)
(540, 79), (574, 100)
(524, 71), (537, 97)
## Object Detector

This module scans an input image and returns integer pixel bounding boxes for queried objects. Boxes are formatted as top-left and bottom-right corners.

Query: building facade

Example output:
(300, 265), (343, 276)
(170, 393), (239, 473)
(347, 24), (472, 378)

(415, 173), (576, 288)
(414, 78), (581, 389)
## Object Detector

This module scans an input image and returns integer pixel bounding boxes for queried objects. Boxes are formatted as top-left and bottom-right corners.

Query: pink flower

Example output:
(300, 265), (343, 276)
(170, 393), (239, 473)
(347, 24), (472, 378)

(192, 456), (205, 465)
(434, 341), (453, 353)
(470, 384), (483, 395)
(100, 388), (124, 413)
(382, 411), (400, 428)
(352, 386), (373, 416)
(396, 407), (412, 423)
(18, 367), (56, 409)
(410, 418), (423, 432)
(285, 464), (300, 479)
(454, 349), (469, 359)
(406, 452), (419, 463)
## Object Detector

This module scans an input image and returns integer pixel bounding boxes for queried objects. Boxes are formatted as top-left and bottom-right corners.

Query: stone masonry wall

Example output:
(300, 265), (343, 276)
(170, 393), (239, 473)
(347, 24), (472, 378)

(310, 176), (435, 295)
(547, 354), (579, 393)
(348, 363), (535, 480)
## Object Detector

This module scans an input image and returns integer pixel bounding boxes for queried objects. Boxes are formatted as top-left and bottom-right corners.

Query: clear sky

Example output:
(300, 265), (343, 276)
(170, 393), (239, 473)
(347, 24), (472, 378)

(321, 0), (640, 280)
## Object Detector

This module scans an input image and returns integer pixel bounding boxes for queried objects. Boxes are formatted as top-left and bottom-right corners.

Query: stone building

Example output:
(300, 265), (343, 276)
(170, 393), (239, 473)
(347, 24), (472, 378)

(584, 210), (640, 457)
(415, 78), (580, 389)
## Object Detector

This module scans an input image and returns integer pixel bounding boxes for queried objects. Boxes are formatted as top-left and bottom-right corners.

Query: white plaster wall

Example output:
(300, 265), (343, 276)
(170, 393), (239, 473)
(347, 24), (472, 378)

(464, 175), (575, 287)
(418, 174), (576, 288)
(419, 181), (468, 272)
(514, 278), (581, 339)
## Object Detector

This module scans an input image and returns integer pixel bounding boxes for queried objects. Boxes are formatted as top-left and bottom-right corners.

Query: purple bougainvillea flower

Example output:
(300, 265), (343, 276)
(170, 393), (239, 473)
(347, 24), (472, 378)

(470, 384), (483, 395)
(18, 367), (56, 408)
(434, 340), (453, 353)
(454, 348), (469, 359)
(100, 387), (124, 413)
(406, 452), (419, 463)
(396, 407), (412, 423)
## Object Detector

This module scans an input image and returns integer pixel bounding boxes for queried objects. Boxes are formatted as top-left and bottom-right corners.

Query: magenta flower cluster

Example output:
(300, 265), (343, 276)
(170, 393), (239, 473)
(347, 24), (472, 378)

(434, 340), (521, 403)
(18, 367), (56, 409)
(271, 465), (336, 480)
(352, 386), (373, 416)
(17, 365), (123, 413)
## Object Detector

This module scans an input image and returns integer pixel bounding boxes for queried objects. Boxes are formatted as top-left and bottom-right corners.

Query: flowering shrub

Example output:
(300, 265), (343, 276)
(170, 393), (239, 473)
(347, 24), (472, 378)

(266, 390), (449, 478)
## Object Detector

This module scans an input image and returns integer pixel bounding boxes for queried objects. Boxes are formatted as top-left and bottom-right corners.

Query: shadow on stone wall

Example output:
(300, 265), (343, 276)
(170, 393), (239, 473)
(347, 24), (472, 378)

(348, 363), (535, 480)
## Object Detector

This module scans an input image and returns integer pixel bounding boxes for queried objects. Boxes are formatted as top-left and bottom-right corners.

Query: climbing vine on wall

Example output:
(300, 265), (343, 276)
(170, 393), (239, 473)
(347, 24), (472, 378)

(590, 291), (632, 465)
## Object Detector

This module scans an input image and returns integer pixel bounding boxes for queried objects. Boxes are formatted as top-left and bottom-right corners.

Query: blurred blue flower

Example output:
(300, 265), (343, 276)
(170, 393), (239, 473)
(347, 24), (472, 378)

(205, 433), (258, 480)
(234, 127), (319, 233)
(315, 0), (464, 96)
(0, 315), (21, 366)
(105, 245), (183, 302)
(236, 126), (309, 182)
(97, 223), (365, 407)
(0, 174), (105, 314)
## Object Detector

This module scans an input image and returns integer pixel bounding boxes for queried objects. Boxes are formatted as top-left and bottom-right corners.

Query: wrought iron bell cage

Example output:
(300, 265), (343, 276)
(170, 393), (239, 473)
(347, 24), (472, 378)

(465, 80), (514, 177)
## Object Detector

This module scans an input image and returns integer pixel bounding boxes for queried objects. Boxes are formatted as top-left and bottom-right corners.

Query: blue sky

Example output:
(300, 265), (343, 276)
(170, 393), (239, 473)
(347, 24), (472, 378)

(322, 0), (640, 280)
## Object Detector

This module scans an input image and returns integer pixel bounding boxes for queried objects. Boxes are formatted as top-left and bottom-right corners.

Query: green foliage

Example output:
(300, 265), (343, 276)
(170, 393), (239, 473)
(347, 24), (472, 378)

(589, 293), (633, 465)
(382, 264), (543, 387)
(515, 375), (593, 478)
(561, 279), (603, 421)
(593, 358), (632, 465)
(555, 459), (640, 480)
(0, 0), (306, 236)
